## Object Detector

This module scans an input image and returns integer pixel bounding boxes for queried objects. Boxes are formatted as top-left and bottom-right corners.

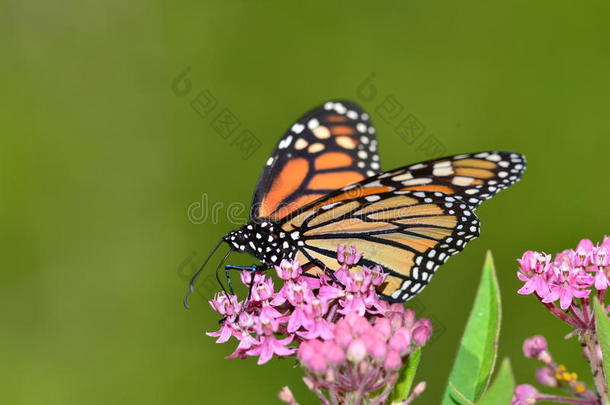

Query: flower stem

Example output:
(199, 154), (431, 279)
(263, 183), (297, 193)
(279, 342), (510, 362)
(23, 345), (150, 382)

(583, 332), (610, 405)
(537, 394), (598, 404)
(536, 295), (584, 329)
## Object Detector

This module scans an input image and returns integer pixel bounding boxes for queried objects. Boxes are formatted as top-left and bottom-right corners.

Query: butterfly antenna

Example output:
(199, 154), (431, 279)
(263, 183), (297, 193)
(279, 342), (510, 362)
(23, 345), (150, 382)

(183, 238), (224, 309)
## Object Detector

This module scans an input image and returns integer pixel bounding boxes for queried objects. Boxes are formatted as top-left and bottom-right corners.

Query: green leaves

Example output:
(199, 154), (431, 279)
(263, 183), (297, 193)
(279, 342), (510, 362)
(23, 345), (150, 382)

(593, 297), (610, 392)
(475, 358), (515, 405)
(390, 348), (422, 403)
(441, 251), (502, 405)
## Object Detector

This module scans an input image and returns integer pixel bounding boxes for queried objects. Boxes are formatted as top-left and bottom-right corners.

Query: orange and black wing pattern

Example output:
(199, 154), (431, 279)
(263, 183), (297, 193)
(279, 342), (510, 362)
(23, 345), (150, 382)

(279, 151), (526, 302)
(251, 101), (381, 221)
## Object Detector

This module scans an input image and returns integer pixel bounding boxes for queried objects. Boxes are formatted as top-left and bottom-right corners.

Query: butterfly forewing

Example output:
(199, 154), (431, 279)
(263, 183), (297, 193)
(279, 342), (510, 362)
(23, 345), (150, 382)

(278, 151), (525, 301)
(251, 101), (382, 221)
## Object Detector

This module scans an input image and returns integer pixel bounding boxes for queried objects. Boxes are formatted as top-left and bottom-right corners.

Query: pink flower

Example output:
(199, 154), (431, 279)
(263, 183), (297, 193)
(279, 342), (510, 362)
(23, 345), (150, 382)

(247, 315), (295, 364)
(512, 384), (538, 404)
(276, 259), (303, 281)
(517, 252), (551, 297)
(542, 267), (592, 310)
(337, 245), (363, 265)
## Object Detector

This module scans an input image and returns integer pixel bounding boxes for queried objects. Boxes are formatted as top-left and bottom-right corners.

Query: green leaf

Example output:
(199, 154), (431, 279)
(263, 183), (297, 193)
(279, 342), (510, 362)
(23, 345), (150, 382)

(593, 297), (610, 393)
(441, 251), (502, 405)
(475, 358), (515, 405)
(390, 348), (422, 404)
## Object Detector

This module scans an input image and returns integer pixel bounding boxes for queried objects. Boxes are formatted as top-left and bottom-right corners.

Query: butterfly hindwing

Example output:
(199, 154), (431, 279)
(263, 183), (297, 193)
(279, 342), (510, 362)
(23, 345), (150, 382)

(251, 101), (381, 221)
(283, 189), (479, 302)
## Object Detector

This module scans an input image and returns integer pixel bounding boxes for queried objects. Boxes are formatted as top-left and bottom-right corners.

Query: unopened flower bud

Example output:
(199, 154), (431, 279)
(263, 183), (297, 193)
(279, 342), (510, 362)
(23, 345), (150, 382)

(535, 367), (557, 387)
(384, 350), (402, 371)
(347, 339), (368, 363)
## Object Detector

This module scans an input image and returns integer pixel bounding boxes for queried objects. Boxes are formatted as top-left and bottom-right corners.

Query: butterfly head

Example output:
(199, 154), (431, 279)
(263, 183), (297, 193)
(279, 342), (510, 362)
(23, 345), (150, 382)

(223, 222), (296, 265)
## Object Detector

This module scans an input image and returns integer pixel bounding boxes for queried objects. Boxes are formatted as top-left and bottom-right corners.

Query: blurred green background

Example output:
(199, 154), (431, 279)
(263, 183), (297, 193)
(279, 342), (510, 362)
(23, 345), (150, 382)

(2, 0), (609, 404)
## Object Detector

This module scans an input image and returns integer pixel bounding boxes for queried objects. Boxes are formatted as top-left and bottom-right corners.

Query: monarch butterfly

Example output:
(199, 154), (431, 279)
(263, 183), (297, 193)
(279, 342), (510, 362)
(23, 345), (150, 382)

(185, 100), (525, 304)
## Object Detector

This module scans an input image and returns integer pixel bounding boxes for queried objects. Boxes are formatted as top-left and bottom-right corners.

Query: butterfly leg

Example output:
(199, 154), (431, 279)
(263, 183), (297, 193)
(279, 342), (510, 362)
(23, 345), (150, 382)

(224, 264), (267, 298)
(304, 260), (346, 288)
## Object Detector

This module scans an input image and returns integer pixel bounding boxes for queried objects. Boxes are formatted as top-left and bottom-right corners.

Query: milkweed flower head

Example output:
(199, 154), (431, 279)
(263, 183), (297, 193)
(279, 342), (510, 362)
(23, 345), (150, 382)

(514, 236), (610, 405)
(207, 246), (431, 405)
(516, 237), (610, 328)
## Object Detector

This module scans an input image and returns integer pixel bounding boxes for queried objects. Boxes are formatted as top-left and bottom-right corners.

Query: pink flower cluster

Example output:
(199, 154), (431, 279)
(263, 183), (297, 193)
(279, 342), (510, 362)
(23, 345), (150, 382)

(207, 246), (432, 404)
(297, 310), (431, 404)
(516, 237), (610, 329)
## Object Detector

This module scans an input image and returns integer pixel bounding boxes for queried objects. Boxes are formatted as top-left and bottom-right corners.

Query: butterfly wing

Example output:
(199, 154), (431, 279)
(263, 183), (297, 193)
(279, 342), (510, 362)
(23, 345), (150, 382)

(381, 151), (526, 207)
(279, 151), (526, 302)
(251, 101), (381, 221)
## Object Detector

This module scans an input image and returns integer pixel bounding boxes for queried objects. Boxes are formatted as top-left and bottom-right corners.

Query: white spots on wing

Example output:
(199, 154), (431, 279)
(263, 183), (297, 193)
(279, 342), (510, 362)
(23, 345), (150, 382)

(266, 156), (275, 166)
(347, 110), (358, 119)
(308, 143), (325, 153)
(498, 161), (509, 168)
(358, 150), (368, 159)
(324, 102), (334, 110)
(322, 202), (340, 210)
(365, 195), (381, 202)
(433, 166), (453, 176)
(360, 135), (370, 144)
(357, 161), (365, 168)
(393, 172), (413, 181)
(366, 170), (376, 176)
(291, 231), (300, 240)
(452, 176), (474, 186)
(295, 138), (309, 150)
(292, 123), (305, 134)
(371, 162), (380, 170)
(357, 123), (367, 133)
(498, 171), (508, 178)
(486, 153), (501, 162)
(475, 152), (490, 158)
(465, 188), (479, 195)
(368, 126), (376, 134)
(312, 125), (331, 139)
(334, 103), (347, 114)
(307, 118), (319, 129)
(278, 135), (293, 149)
(410, 163), (425, 170)
(402, 177), (432, 186)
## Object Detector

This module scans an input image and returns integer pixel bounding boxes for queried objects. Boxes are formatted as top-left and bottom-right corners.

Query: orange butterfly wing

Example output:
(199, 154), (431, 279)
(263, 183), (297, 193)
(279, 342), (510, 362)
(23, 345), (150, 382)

(278, 151), (526, 301)
(251, 101), (381, 221)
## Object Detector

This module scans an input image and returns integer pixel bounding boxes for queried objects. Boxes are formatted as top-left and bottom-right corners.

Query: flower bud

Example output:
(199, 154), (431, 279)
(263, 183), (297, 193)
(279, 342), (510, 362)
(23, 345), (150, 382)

(374, 317), (392, 339)
(512, 384), (538, 403)
(412, 320), (432, 346)
(383, 350), (402, 371)
(535, 367), (557, 387)
(389, 332), (409, 354)
(347, 338), (368, 363)
(322, 341), (345, 366)
(352, 316), (373, 337)
(278, 386), (297, 404)
(522, 335), (549, 361)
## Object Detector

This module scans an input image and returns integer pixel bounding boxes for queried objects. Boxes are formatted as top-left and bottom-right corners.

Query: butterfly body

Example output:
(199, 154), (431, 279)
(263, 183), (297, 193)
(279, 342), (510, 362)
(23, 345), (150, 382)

(203, 101), (526, 303)
(224, 222), (299, 266)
